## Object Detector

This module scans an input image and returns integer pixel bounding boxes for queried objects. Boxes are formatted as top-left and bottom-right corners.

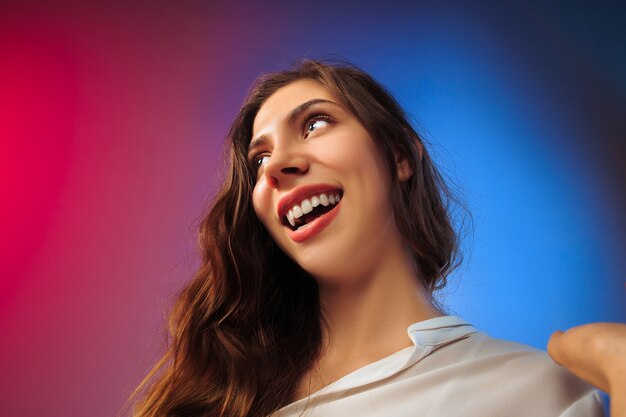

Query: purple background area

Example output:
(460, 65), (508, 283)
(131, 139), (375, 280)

(1, 2), (624, 416)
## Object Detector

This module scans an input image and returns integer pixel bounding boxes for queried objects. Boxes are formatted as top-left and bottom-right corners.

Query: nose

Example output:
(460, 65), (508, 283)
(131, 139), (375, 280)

(262, 144), (309, 189)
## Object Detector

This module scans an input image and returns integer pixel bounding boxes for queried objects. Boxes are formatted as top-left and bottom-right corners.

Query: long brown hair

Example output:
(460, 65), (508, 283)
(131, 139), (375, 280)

(127, 59), (463, 417)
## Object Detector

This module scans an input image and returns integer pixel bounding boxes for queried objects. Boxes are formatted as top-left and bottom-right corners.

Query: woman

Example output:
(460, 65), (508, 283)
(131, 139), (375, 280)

(128, 60), (603, 417)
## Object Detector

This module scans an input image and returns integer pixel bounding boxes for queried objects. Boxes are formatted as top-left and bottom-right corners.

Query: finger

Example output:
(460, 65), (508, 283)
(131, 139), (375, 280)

(547, 330), (564, 365)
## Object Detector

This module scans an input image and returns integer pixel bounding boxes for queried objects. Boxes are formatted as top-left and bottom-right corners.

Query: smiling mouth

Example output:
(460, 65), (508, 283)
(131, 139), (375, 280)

(282, 190), (343, 231)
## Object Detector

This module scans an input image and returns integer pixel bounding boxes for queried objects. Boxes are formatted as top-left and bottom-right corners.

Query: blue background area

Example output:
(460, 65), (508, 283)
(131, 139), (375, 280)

(217, 0), (626, 349)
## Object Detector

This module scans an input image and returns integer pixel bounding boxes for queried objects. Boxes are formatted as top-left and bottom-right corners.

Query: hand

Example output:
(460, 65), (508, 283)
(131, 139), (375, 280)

(548, 322), (626, 393)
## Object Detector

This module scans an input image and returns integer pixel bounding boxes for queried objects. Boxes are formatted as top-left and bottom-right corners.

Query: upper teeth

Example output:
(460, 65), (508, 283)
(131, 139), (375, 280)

(286, 192), (341, 228)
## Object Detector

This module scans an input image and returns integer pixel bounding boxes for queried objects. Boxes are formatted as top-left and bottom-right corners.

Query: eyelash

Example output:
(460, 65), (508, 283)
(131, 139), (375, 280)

(304, 113), (333, 137)
(248, 113), (334, 170)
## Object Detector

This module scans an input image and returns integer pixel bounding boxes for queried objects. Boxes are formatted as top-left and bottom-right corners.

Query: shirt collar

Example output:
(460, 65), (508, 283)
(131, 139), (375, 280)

(407, 315), (477, 347)
(273, 316), (479, 413)
(307, 316), (477, 398)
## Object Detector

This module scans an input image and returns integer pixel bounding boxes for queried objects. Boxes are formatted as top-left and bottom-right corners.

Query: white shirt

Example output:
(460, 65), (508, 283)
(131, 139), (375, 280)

(270, 316), (604, 417)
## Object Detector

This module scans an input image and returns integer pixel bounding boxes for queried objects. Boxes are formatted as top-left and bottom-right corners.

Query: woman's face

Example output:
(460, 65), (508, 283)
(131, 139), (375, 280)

(250, 79), (405, 283)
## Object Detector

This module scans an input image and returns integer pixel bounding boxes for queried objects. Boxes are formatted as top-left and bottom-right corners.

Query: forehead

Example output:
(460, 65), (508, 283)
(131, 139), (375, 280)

(252, 79), (338, 135)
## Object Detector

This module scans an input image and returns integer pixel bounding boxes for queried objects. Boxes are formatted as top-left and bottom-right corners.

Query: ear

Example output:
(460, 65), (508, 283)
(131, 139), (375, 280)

(395, 151), (413, 182)
(404, 128), (424, 161)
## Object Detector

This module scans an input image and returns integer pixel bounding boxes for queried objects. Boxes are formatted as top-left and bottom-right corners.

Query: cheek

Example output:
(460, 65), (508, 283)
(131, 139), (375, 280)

(341, 139), (390, 185)
(251, 183), (272, 226)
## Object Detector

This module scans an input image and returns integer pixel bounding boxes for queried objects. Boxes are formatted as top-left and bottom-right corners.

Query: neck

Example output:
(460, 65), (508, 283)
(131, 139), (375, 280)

(316, 240), (442, 364)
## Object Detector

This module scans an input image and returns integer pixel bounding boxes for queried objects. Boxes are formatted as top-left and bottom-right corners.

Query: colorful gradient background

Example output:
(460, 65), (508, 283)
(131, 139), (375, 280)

(1, 1), (624, 416)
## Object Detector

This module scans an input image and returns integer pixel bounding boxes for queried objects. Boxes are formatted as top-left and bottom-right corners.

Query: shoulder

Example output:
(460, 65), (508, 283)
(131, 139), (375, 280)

(436, 330), (605, 416)
(450, 331), (588, 386)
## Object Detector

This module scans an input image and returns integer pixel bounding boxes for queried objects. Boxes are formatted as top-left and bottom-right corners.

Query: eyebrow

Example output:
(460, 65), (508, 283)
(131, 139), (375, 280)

(247, 98), (339, 156)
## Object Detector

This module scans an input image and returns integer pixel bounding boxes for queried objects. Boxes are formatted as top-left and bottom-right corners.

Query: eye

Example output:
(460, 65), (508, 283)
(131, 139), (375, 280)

(250, 153), (270, 171)
(304, 114), (332, 137)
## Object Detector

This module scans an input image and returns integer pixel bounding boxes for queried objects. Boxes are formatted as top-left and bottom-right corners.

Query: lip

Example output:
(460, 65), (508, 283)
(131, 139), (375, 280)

(276, 183), (343, 219)
(287, 199), (341, 242)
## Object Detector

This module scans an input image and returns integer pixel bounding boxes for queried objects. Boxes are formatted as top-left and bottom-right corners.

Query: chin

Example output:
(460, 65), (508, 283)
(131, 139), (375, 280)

(295, 250), (359, 285)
